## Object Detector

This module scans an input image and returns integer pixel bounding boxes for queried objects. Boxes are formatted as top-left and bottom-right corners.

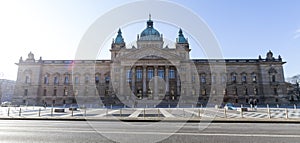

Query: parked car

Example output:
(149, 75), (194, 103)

(1, 101), (12, 107)
(224, 103), (237, 110)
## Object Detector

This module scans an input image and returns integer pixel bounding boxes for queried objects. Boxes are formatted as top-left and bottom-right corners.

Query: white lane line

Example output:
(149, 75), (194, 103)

(97, 110), (119, 117)
(159, 108), (174, 118)
(129, 109), (142, 117)
(2, 128), (300, 138)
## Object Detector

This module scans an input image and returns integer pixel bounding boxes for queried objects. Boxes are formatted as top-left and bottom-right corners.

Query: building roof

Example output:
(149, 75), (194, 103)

(140, 15), (160, 38)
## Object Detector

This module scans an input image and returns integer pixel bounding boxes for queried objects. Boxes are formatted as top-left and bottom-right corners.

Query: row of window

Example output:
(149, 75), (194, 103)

(127, 68), (176, 82)
(197, 73), (258, 84)
(24, 72), (277, 85)
(25, 75), (110, 85)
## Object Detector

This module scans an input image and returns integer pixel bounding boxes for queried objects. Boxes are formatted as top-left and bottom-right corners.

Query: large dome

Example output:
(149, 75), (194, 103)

(140, 17), (160, 37)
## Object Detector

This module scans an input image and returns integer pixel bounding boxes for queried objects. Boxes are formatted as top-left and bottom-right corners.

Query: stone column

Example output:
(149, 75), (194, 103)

(120, 66), (124, 96)
(165, 66), (169, 96)
(131, 67), (135, 96)
(154, 66), (158, 97)
(177, 70), (180, 97)
(143, 66), (147, 97)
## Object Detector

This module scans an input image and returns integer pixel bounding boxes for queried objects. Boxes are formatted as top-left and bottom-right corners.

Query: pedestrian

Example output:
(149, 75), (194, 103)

(43, 102), (47, 109)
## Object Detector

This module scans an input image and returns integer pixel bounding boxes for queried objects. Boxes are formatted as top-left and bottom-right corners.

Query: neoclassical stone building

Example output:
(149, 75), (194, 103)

(13, 17), (289, 107)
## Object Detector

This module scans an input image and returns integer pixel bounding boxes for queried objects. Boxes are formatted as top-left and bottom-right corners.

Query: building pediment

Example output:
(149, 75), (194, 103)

(114, 47), (184, 62)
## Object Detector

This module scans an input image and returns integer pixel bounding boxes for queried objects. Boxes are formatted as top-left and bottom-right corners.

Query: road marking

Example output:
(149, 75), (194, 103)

(129, 109), (142, 117)
(159, 108), (174, 117)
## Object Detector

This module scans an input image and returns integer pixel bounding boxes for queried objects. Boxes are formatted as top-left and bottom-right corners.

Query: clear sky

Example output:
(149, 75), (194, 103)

(0, 0), (299, 80)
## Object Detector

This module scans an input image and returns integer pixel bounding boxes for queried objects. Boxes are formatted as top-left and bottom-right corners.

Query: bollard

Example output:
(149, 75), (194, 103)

(51, 107), (53, 117)
(106, 108), (108, 116)
(7, 108), (10, 116)
(267, 107), (271, 119)
(110, 104), (112, 109)
(120, 108), (122, 117)
(277, 104), (279, 108)
(168, 104), (170, 108)
(183, 108), (185, 117)
(157, 108), (160, 117)
(192, 104), (194, 108)
(294, 104), (297, 110)
(285, 108), (288, 119)
(71, 108), (74, 117)
(143, 108), (145, 118)
(38, 108), (41, 117)
(19, 108), (21, 116)
(240, 109), (243, 118)
(198, 108), (201, 118)
(224, 108), (227, 118)
(84, 107), (87, 117)
(241, 104), (243, 108)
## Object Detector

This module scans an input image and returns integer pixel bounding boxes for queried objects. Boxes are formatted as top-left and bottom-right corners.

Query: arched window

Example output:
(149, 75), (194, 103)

(64, 75), (69, 84)
(231, 73), (237, 83)
(200, 74), (206, 83)
(251, 73), (257, 82)
(53, 75), (59, 85)
(44, 75), (49, 84)
(25, 76), (30, 84)
(272, 75), (276, 82)
(241, 73), (247, 83)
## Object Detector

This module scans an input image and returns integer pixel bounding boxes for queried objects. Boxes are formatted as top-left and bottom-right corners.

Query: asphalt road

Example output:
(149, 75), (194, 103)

(0, 120), (300, 143)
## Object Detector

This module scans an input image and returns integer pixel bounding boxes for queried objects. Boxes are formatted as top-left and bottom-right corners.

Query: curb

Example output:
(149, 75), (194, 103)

(1, 117), (300, 123)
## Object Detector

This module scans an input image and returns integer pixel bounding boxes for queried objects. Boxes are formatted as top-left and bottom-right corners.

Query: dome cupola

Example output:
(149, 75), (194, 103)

(140, 14), (160, 37)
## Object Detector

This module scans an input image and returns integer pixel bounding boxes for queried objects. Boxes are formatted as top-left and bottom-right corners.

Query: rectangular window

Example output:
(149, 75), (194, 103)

(64, 88), (68, 96)
(274, 88), (277, 95)
(158, 69), (164, 79)
(147, 69), (154, 80)
(74, 77), (79, 84)
(53, 89), (57, 96)
(43, 89), (47, 96)
(24, 89), (28, 96)
(136, 69), (142, 81)
(169, 69), (175, 79)
(127, 70), (132, 82)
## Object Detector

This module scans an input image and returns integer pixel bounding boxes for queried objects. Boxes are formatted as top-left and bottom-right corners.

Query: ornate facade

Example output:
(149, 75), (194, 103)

(13, 17), (289, 107)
